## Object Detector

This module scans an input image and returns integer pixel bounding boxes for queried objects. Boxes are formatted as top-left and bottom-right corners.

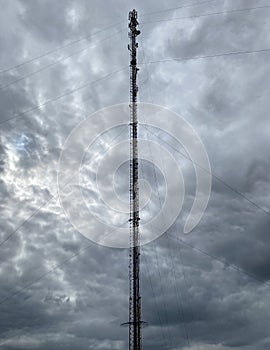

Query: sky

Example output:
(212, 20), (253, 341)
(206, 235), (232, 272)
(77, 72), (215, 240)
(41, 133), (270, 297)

(0, 0), (270, 349)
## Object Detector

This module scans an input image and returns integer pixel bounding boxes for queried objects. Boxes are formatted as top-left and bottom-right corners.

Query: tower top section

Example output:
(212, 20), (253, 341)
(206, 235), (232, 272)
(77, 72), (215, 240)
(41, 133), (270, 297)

(128, 9), (140, 67)
(128, 9), (141, 37)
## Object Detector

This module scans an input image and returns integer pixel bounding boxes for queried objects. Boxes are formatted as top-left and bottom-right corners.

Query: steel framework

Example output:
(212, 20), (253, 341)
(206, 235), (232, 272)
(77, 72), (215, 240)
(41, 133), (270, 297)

(128, 9), (142, 350)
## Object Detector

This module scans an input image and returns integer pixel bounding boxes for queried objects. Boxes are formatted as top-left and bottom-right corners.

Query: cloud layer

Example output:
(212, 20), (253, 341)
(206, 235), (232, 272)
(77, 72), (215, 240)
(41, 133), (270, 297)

(0, 0), (270, 349)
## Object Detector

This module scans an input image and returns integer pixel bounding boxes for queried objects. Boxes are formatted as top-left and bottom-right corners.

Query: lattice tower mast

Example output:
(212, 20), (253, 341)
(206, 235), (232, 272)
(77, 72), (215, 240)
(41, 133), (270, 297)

(128, 9), (142, 350)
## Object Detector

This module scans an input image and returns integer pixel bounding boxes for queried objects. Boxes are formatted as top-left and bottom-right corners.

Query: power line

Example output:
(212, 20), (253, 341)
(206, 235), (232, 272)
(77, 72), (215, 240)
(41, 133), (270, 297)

(139, 96), (191, 350)
(0, 21), (122, 75)
(141, 4), (270, 25)
(1, 1), (265, 81)
(140, 245), (172, 349)
(0, 44), (268, 253)
(1, 67), (267, 230)
(3, 44), (270, 127)
(141, 0), (222, 17)
(0, 242), (92, 306)
(1, 1), (262, 82)
(137, 58), (175, 349)
(0, 143), (129, 307)
(140, 7), (270, 218)
(0, 5), (270, 118)
(166, 228), (199, 349)
(0, 66), (128, 125)
(0, 195), (56, 248)
(140, 40), (269, 221)
(141, 47), (270, 66)
(0, 29), (125, 91)
(139, 31), (270, 219)
(142, 125), (270, 218)
(0, 1), (220, 75)
(139, 81), (189, 348)
(165, 235), (191, 348)
(0, 47), (266, 270)
(0, 220), (128, 306)
(168, 234), (270, 287)
(0, 126), (127, 249)
(0, 206), (266, 313)
(0, 0), (222, 75)
(152, 239), (175, 349)
(139, 43), (192, 348)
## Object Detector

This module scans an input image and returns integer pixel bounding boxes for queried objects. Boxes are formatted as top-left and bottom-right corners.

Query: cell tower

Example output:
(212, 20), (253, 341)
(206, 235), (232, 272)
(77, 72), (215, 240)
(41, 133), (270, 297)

(128, 9), (142, 350)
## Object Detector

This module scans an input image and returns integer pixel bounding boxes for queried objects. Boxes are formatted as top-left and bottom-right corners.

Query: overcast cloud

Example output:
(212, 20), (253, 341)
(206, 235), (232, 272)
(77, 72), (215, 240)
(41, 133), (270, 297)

(0, 0), (270, 349)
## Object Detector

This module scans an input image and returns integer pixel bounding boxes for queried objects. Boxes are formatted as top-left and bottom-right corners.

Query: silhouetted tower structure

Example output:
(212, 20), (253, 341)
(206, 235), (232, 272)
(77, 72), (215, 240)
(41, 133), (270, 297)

(128, 9), (142, 350)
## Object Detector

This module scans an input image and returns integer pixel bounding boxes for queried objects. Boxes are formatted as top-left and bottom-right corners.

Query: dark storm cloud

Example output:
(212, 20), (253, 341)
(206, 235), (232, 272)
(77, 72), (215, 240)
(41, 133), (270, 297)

(0, 0), (270, 349)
